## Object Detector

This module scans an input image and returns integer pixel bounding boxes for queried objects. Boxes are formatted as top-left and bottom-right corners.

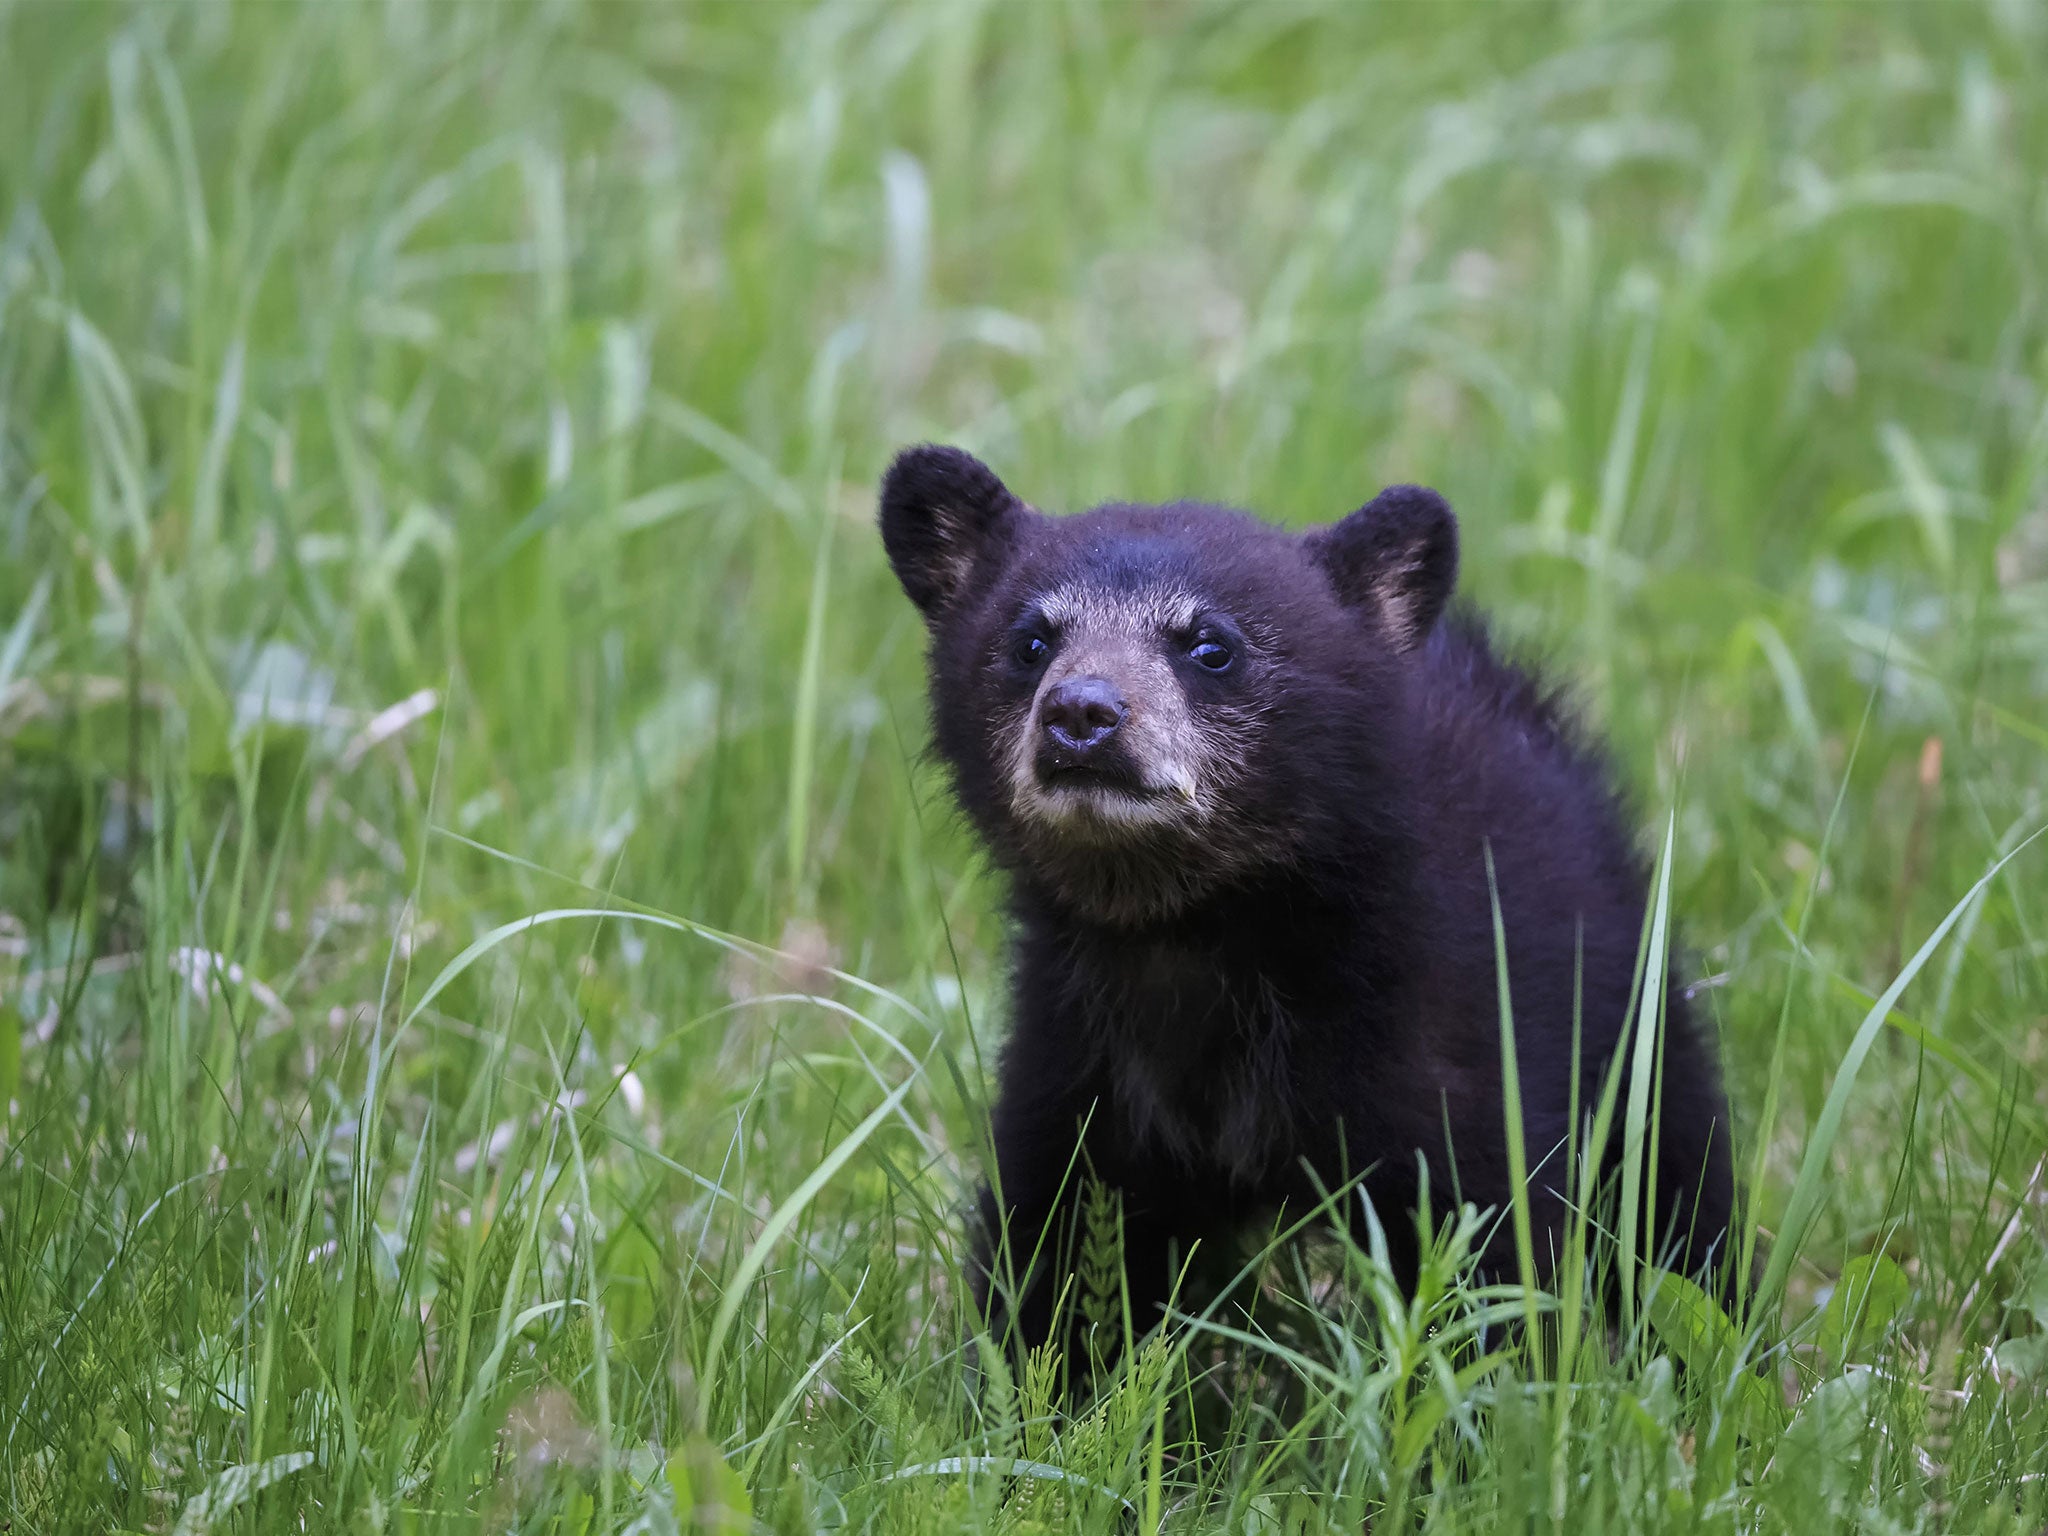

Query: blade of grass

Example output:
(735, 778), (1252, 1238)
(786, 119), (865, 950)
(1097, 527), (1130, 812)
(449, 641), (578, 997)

(1738, 685), (1874, 1312)
(1483, 843), (1544, 1353)
(695, 1070), (917, 1438)
(1617, 812), (1676, 1336)
(1757, 827), (2045, 1310)
(785, 478), (835, 904)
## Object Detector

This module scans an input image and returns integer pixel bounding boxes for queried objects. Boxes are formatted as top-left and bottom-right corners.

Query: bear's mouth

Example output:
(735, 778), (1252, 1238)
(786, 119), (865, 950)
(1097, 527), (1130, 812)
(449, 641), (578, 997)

(1012, 736), (1199, 838)
(1038, 761), (1161, 799)
(1029, 767), (1202, 837)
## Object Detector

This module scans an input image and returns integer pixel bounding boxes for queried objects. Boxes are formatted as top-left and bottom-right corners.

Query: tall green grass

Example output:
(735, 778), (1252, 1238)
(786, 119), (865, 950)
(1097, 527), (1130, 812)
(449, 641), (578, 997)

(3, 2), (2047, 1530)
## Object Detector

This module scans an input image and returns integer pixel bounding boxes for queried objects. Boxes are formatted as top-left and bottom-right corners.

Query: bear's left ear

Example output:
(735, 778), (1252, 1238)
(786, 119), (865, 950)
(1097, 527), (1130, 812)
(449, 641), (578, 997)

(878, 444), (1024, 621)
(1304, 484), (1459, 651)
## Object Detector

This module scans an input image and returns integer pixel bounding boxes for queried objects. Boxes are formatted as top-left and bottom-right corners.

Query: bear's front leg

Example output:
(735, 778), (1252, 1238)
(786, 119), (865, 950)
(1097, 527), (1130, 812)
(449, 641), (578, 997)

(969, 1063), (1186, 1385)
(971, 1172), (1181, 1385)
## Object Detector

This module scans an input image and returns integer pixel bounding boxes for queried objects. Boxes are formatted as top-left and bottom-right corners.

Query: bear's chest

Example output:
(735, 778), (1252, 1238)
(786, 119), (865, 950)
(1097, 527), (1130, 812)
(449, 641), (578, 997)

(1084, 942), (1300, 1186)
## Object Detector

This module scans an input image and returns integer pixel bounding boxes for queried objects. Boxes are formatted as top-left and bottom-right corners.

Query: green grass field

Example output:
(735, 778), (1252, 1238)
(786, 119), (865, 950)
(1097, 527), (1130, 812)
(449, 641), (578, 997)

(4, 2), (2047, 1529)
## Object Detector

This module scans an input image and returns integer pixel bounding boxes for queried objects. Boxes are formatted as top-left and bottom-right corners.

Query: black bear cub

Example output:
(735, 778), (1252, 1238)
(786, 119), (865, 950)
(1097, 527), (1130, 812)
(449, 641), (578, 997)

(879, 445), (1736, 1363)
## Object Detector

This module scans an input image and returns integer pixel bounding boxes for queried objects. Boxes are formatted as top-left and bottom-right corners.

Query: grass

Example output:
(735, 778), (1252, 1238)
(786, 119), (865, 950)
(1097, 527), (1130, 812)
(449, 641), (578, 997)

(2, 1), (2047, 1529)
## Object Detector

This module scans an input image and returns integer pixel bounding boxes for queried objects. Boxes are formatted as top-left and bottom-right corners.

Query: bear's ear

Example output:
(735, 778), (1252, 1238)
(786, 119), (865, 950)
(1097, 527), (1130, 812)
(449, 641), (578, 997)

(1305, 484), (1459, 650)
(878, 445), (1023, 620)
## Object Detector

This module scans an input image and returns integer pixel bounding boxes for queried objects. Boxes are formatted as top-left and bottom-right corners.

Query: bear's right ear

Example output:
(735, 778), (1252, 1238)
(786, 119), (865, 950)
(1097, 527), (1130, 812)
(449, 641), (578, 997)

(878, 445), (1023, 620)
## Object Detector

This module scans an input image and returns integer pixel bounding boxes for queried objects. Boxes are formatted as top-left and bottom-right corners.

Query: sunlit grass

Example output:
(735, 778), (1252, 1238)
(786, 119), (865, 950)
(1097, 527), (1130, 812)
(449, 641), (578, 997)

(2, 2), (2046, 1530)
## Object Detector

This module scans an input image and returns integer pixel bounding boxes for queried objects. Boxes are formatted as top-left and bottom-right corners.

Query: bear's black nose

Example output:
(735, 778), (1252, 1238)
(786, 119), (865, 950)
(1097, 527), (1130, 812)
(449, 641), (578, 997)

(1040, 676), (1126, 757)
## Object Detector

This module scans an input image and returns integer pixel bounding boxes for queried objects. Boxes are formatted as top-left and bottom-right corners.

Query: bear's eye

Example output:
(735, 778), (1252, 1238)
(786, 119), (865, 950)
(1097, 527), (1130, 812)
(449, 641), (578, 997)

(1014, 633), (1051, 668)
(1188, 638), (1234, 672)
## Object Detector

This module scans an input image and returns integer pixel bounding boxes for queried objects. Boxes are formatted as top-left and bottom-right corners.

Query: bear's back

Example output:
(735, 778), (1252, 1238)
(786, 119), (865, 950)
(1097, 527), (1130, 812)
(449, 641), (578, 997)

(1399, 614), (1660, 1087)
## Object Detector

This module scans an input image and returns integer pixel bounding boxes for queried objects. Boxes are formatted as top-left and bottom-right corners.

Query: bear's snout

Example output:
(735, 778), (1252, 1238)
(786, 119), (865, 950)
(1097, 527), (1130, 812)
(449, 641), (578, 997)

(1039, 675), (1126, 758)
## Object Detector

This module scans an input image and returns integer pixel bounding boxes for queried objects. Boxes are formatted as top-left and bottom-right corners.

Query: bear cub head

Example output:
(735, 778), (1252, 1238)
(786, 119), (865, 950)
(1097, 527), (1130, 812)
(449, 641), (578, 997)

(880, 445), (1458, 927)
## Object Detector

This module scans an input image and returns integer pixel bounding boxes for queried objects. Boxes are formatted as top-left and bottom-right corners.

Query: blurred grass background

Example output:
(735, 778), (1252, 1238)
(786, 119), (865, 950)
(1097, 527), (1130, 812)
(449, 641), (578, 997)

(1, 1), (2046, 1530)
